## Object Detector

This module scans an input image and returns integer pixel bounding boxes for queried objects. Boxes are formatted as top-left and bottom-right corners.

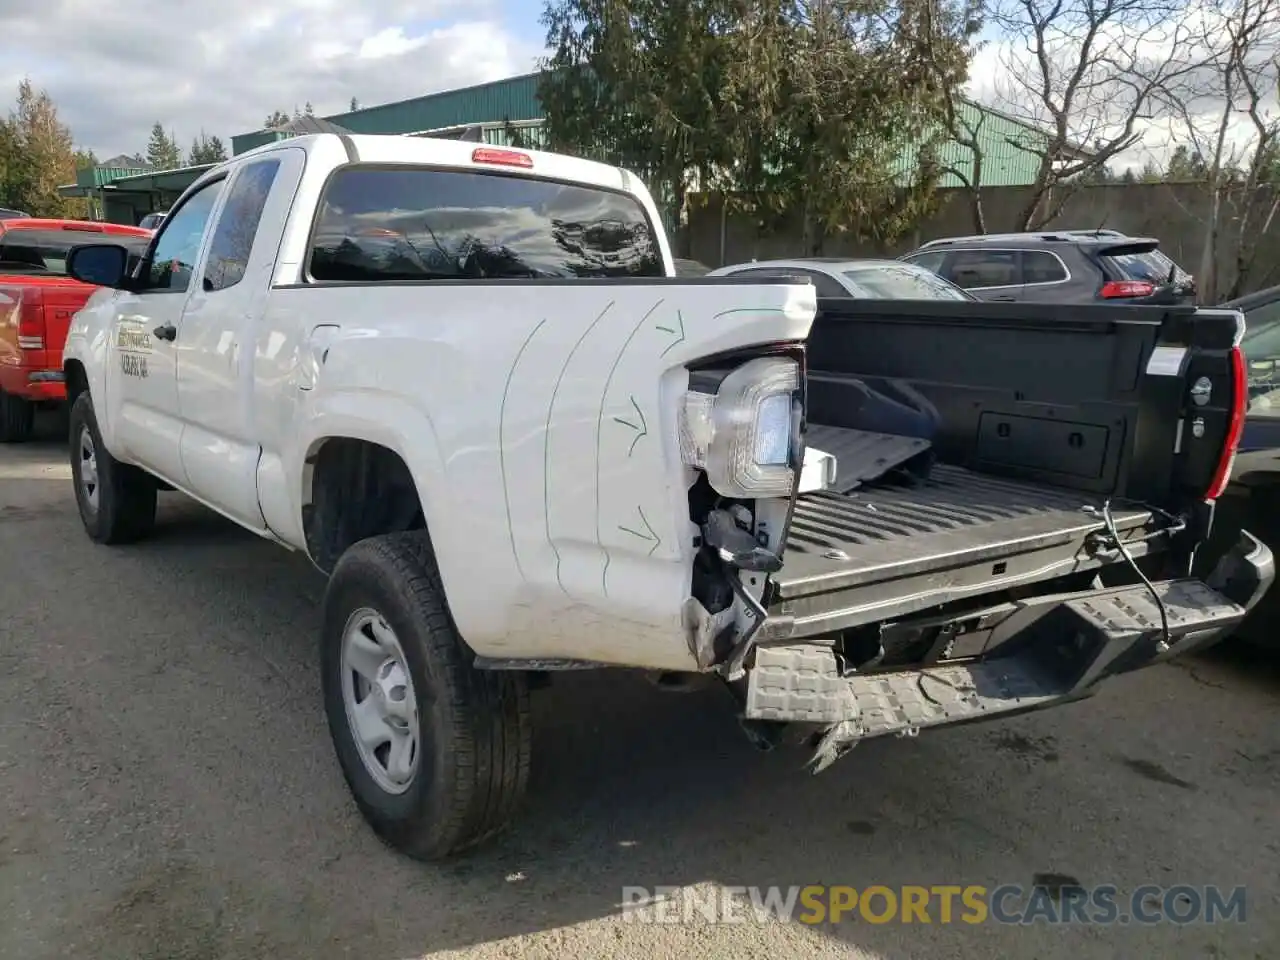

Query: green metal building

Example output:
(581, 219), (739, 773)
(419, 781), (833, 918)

(64, 73), (1067, 225)
(58, 157), (217, 225)
(229, 73), (1059, 188)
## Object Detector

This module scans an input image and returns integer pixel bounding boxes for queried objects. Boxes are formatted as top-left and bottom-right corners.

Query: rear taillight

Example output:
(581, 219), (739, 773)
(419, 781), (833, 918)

(1205, 337), (1248, 501)
(16, 293), (43, 351)
(1100, 280), (1156, 299)
(471, 147), (533, 169)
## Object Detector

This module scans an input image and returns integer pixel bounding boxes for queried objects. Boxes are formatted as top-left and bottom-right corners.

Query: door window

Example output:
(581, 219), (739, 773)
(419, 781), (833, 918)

(902, 250), (946, 273)
(943, 250), (1020, 290)
(798, 269), (851, 299)
(1241, 297), (1280, 416)
(204, 160), (281, 292)
(1022, 250), (1069, 285)
(138, 179), (226, 293)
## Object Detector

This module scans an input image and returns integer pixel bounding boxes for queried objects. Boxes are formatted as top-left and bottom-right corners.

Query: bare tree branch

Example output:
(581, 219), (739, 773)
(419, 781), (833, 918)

(985, 0), (1206, 229)
(1158, 0), (1280, 299)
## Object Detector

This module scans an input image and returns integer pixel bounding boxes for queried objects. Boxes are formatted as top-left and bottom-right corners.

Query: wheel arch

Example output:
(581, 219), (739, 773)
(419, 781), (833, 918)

(298, 403), (451, 577)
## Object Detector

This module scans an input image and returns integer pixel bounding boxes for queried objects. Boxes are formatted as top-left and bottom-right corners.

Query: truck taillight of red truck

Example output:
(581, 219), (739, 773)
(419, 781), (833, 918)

(0, 218), (153, 441)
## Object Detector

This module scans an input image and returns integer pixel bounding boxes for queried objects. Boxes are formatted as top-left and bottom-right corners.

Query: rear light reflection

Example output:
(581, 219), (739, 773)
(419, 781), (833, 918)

(1205, 342), (1248, 501)
(1100, 280), (1157, 299)
(471, 147), (533, 169)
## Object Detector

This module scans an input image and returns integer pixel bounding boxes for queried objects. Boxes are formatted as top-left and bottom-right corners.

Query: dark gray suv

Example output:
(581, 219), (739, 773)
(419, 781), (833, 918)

(900, 230), (1196, 305)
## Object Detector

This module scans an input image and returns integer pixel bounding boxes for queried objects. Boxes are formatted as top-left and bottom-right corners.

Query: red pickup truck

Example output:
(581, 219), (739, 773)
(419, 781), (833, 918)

(0, 217), (153, 441)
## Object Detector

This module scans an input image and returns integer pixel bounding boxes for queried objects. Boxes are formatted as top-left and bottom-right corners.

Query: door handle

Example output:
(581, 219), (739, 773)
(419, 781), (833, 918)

(990, 296), (1017, 302)
(153, 323), (177, 341)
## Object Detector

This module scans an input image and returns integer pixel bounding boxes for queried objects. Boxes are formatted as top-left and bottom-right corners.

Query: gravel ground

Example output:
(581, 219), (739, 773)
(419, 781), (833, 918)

(1, 416), (1278, 960)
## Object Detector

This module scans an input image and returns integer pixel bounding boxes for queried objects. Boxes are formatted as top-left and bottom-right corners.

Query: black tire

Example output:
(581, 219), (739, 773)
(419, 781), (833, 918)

(68, 391), (158, 544)
(321, 532), (532, 860)
(0, 388), (34, 443)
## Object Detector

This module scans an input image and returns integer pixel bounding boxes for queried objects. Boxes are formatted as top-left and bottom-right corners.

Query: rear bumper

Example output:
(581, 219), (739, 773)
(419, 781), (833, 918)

(744, 531), (1273, 769)
(0, 364), (65, 401)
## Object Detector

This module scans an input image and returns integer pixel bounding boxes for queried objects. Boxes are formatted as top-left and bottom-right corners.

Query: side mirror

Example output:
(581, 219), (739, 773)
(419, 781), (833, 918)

(66, 243), (131, 288)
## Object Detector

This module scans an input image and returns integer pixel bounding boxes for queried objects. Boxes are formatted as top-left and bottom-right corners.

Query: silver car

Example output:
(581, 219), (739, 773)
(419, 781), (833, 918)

(707, 257), (975, 300)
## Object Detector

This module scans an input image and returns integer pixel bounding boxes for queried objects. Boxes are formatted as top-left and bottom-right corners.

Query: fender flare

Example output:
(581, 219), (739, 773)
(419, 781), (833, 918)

(295, 391), (455, 572)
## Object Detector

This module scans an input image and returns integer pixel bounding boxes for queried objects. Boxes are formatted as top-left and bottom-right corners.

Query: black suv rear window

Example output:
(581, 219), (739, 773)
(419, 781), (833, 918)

(1101, 247), (1184, 284)
(309, 166), (665, 282)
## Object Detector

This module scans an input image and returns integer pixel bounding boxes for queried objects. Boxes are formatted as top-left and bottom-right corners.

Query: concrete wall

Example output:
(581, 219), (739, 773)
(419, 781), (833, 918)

(686, 182), (1280, 299)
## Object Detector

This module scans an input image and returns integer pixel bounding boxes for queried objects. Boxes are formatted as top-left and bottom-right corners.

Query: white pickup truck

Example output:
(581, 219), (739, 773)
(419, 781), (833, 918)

(62, 133), (1273, 860)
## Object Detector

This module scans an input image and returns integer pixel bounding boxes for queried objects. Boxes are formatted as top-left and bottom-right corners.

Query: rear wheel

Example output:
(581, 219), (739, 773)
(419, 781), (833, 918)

(0, 389), (34, 443)
(321, 532), (532, 860)
(69, 392), (157, 544)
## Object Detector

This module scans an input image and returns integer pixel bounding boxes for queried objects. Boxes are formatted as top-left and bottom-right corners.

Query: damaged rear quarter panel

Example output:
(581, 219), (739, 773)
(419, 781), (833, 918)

(277, 279), (816, 670)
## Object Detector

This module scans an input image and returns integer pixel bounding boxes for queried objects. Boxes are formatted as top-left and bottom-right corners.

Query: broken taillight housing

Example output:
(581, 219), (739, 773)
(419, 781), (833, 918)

(680, 356), (801, 499)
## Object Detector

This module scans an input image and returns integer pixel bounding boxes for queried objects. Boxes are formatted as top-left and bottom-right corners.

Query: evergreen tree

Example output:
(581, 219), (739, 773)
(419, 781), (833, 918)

(539, 0), (972, 254)
(146, 122), (181, 169)
(1165, 145), (1209, 181)
(0, 79), (81, 216)
(188, 132), (228, 165)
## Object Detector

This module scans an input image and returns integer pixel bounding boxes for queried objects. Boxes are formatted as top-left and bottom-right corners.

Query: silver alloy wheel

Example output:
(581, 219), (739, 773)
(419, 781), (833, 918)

(78, 426), (99, 512)
(340, 608), (421, 795)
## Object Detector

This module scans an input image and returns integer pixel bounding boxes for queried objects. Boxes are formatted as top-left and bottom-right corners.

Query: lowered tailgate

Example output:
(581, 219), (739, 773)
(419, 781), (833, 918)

(768, 437), (1153, 640)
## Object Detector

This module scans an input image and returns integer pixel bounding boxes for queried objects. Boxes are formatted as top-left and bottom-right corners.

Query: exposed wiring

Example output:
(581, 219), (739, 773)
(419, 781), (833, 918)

(1091, 498), (1174, 652)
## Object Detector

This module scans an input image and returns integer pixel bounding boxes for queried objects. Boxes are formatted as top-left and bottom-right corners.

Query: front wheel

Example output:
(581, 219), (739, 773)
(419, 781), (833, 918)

(68, 392), (157, 544)
(321, 532), (532, 860)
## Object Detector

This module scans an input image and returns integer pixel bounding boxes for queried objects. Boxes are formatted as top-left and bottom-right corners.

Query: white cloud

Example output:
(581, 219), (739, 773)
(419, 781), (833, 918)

(0, 0), (544, 158)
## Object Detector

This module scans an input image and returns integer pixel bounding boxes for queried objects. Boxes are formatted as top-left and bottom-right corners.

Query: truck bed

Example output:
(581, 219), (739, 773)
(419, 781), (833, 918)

(761, 297), (1245, 640)
(769, 427), (1153, 636)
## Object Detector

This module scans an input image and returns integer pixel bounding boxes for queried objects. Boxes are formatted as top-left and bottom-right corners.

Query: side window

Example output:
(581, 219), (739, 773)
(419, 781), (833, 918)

(138, 180), (226, 293)
(204, 160), (281, 292)
(730, 267), (844, 298)
(943, 250), (1020, 289)
(1023, 250), (1068, 285)
(1242, 298), (1280, 417)
(903, 250), (946, 273)
(799, 269), (850, 299)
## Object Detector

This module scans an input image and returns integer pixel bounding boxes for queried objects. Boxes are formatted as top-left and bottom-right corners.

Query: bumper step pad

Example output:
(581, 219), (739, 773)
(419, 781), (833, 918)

(746, 646), (1059, 729)
(745, 578), (1247, 769)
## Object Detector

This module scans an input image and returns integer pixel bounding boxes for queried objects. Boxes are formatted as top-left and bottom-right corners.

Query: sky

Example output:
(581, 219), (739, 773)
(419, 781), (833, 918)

(0, 0), (1249, 169)
(0, 0), (547, 159)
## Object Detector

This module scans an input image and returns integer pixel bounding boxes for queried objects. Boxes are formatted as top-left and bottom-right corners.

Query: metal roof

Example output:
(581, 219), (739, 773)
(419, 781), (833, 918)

(267, 115), (354, 136)
(99, 163), (218, 193)
(919, 231), (1158, 248)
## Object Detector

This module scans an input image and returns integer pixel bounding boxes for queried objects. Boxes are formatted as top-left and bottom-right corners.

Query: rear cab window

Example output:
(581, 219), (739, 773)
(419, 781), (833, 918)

(0, 225), (151, 277)
(307, 166), (666, 282)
